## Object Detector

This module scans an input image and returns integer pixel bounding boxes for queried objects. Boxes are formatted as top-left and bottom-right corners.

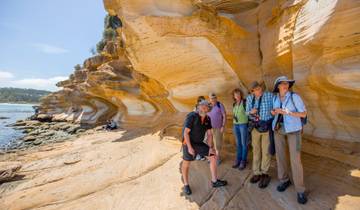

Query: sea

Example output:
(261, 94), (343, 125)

(0, 103), (36, 150)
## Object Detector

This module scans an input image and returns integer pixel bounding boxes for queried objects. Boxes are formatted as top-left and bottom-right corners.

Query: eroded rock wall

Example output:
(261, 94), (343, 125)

(39, 0), (360, 162)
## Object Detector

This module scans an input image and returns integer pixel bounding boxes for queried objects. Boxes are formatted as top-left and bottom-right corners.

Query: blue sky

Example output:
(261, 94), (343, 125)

(0, 0), (106, 91)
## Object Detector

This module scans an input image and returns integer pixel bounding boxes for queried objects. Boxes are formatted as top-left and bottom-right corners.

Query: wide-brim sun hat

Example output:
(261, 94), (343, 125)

(273, 76), (295, 93)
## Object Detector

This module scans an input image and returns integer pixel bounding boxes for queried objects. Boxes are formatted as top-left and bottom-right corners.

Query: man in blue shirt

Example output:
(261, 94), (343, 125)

(245, 81), (273, 189)
(271, 76), (308, 205)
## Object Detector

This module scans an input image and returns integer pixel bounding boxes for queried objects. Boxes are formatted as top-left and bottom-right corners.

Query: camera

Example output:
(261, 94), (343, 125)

(233, 115), (239, 122)
(250, 113), (260, 122)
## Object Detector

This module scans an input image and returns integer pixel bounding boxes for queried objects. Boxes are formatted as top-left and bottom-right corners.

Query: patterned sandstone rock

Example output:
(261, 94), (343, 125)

(38, 0), (360, 164)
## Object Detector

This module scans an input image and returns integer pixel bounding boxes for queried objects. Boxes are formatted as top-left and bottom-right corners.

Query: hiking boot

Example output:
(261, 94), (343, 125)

(258, 174), (271, 189)
(250, 175), (261, 184)
(183, 185), (192, 195)
(232, 161), (240, 168)
(297, 192), (308, 204)
(277, 180), (291, 192)
(238, 161), (246, 170)
(212, 179), (228, 188)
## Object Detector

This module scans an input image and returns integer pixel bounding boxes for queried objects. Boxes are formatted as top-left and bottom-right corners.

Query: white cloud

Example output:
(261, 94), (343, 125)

(11, 76), (68, 91)
(30, 43), (69, 54)
(0, 71), (14, 80)
(0, 75), (68, 91)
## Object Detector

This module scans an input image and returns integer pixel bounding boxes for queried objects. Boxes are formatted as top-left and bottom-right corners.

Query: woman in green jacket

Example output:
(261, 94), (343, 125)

(232, 88), (249, 170)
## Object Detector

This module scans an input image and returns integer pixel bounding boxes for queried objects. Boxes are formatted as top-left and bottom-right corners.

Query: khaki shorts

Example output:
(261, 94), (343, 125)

(212, 128), (223, 152)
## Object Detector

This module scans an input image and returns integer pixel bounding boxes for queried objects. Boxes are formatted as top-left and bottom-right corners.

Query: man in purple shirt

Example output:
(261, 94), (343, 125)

(207, 93), (227, 165)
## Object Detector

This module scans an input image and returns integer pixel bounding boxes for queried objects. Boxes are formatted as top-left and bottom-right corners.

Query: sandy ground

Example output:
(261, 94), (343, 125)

(1, 128), (360, 210)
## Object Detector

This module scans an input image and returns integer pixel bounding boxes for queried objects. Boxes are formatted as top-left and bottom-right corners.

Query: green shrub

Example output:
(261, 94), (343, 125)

(103, 28), (117, 41)
(96, 40), (107, 54)
(74, 64), (82, 70)
(95, 14), (122, 54)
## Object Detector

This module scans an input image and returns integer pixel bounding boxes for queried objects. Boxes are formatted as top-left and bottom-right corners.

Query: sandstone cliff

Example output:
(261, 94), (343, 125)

(2, 1), (360, 209)
(38, 0), (360, 166)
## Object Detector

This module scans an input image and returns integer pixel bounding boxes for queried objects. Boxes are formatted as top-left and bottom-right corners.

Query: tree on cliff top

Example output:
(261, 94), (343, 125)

(96, 14), (122, 54)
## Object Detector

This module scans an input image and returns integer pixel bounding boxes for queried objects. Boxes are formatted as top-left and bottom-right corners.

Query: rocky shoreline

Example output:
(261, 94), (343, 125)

(1, 129), (360, 210)
(2, 116), (104, 153)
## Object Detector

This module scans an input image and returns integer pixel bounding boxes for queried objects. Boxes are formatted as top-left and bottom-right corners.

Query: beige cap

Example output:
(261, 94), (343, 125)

(209, 92), (217, 99)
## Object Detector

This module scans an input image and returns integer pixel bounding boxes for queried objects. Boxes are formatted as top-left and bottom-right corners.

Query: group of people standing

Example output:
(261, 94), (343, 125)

(181, 76), (308, 205)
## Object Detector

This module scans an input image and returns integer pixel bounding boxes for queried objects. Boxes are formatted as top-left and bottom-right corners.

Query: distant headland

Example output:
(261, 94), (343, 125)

(0, 87), (51, 104)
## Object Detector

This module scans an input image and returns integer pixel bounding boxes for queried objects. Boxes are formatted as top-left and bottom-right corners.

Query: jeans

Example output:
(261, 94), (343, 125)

(233, 123), (248, 162)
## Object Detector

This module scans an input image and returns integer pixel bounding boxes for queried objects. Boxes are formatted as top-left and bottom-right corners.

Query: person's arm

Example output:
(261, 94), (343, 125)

(289, 111), (307, 118)
(220, 103), (226, 132)
(271, 103), (277, 116)
(270, 93), (274, 114)
(288, 94), (307, 118)
(206, 129), (214, 148)
(268, 93), (274, 116)
(271, 95), (281, 116)
(205, 117), (215, 155)
(206, 129), (216, 156)
(184, 127), (195, 156)
(183, 114), (195, 156)
(245, 95), (252, 116)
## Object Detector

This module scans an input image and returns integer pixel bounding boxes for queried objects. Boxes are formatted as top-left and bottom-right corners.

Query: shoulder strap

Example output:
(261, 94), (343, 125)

(290, 92), (298, 112)
(251, 95), (263, 110)
(251, 95), (256, 108)
(206, 115), (211, 122)
(233, 101), (244, 114)
(280, 93), (292, 108)
(257, 95), (263, 115)
(216, 101), (221, 108)
(258, 95), (263, 110)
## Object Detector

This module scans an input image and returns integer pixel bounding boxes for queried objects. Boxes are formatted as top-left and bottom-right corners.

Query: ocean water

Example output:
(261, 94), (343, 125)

(0, 103), (35, 149)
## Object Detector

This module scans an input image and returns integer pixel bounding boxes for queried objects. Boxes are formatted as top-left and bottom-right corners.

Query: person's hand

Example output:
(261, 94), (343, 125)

(188, 146), (195, 157)
(250, 108), (258, 114)
(274, 108), (286, 115)
(220, 126), (224, 133)
(209, 147), (216, 156)
(271, 109), (276, 116)
(273, 108), (282, 114)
